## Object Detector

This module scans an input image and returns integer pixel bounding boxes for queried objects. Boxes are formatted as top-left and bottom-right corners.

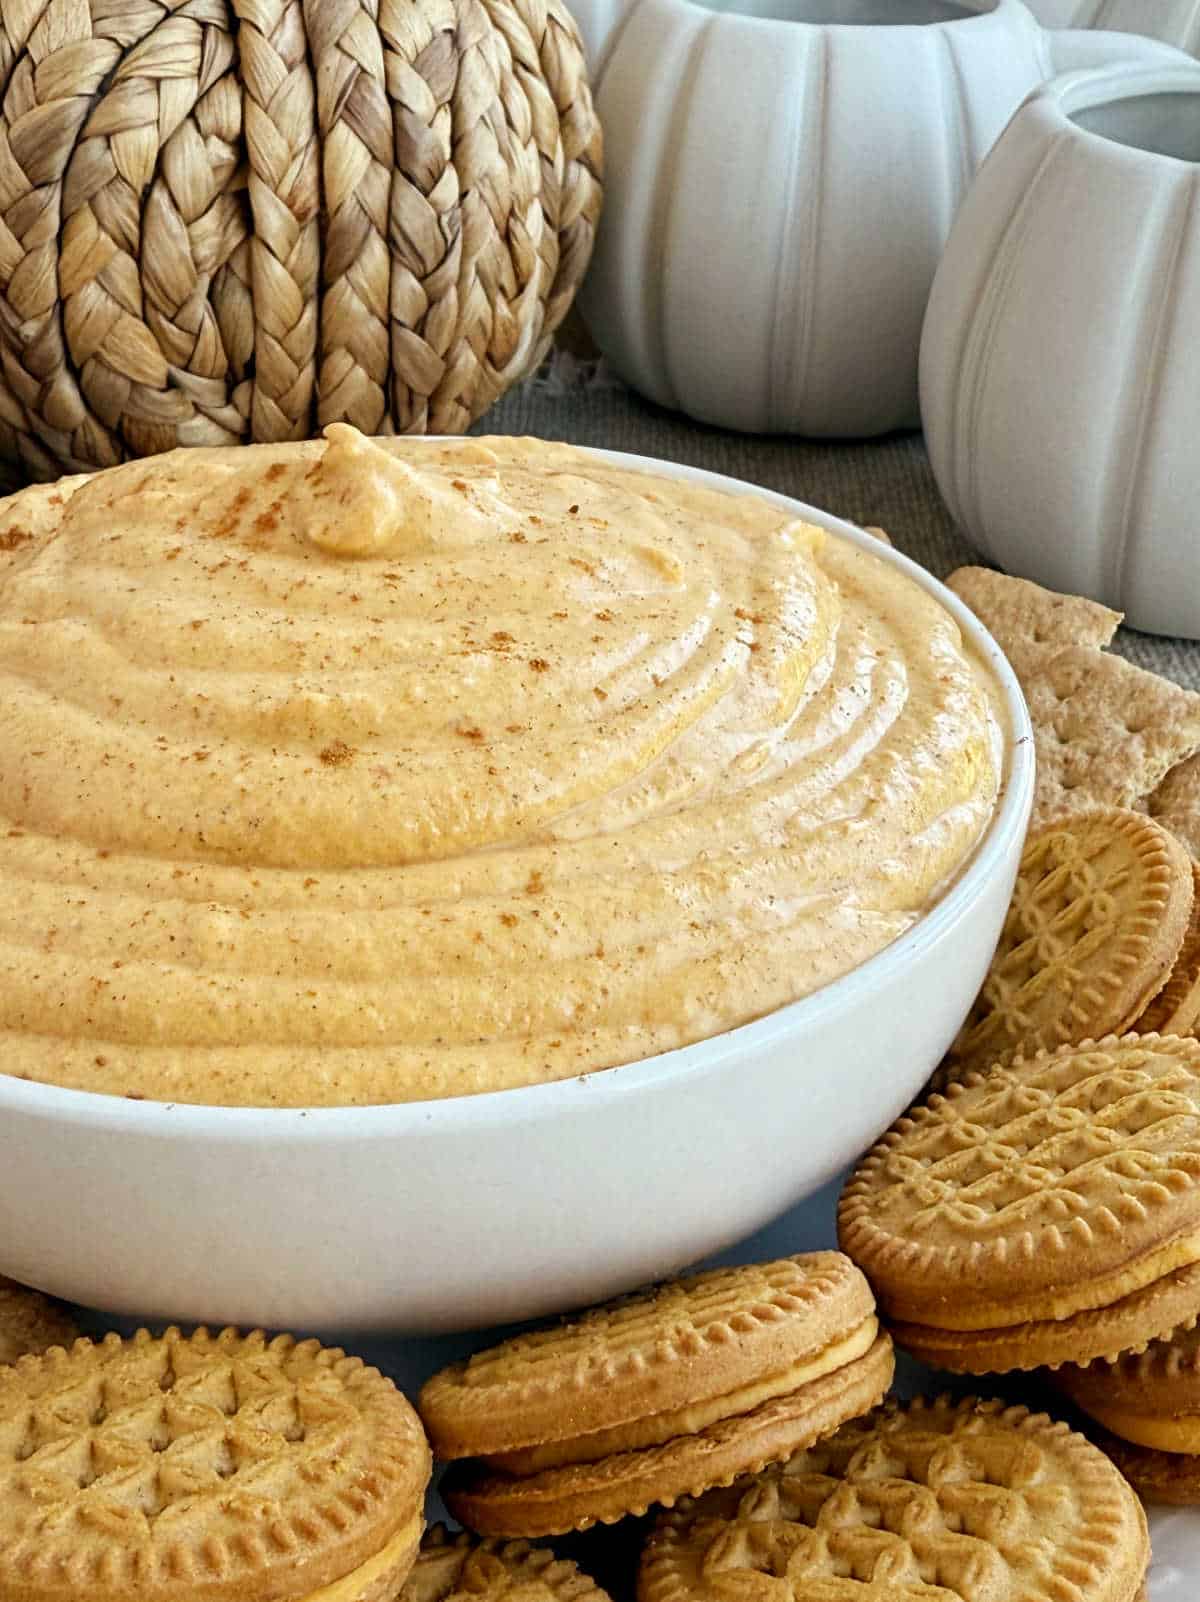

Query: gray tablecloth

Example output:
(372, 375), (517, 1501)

(480, 360), (1200, 690)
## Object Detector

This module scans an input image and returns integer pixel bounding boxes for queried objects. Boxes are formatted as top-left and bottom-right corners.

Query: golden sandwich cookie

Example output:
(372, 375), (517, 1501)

(1138, 861), (1200, 1039)
(1056, 1322), (1200, 1504)
(0, 1275), (77, 1367)
(840, 1034), (1200, 1373)
(942, 807), (1193, 1084)
(0, 1326), (430, 1602)
(638, 1395), (1149, 1602)
(400, 1525), (610, 1602)
(422, 1253), (893, 1535)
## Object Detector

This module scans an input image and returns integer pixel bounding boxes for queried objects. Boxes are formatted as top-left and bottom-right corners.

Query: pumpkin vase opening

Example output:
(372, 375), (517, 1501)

(1072, 90), (1200, 163)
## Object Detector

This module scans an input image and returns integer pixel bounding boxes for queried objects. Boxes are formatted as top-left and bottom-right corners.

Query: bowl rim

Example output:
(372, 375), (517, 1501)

(0, 445), (1034, 1139)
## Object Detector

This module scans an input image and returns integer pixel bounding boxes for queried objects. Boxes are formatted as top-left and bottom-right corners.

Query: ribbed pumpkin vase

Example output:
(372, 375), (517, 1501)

(921, 63), (1200, 638)
(571, 0), (1183, 438)
(0, 0), (603, 481)
(1023, 0), (1200, 57)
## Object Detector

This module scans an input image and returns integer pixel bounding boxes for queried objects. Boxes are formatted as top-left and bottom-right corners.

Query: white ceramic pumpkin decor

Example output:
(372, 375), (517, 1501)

(572, 0), (1187, 436)
(1023, 0), (1200, 57)
(921, 63), (1200, 639)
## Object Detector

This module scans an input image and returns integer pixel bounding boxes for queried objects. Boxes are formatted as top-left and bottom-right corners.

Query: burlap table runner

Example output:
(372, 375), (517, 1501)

(480, 360), (1200, 691)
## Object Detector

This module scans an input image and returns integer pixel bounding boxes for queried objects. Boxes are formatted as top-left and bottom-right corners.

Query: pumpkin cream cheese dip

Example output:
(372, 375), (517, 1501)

(0, 427), (1003, 1108)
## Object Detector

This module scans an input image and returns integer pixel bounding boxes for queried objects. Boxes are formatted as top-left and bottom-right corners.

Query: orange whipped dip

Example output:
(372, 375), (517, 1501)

(0, 428), (1004, 1107)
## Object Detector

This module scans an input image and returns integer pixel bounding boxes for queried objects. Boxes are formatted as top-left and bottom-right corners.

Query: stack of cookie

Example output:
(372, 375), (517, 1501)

(933, 568), (1200, 1068)
(841, 1035), (1200, 1375)
(420, 1254), (894, 1536)
(1056, 1329), (1200, 1508)
(942, 569), (1200, 1055)
(0, 1281), (625, 1602)
(829, 705), (1200, 1511)
(0, 1257), (1157, 1601)
(852, 568), (1200, 1511)
(410, 1252), (1152, 1602)
(837, 1033), (1200, 1525)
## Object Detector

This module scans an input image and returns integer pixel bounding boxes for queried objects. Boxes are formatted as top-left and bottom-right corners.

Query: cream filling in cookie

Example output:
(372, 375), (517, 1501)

(303, 1513), (423, 1602)
(481, 1316), (879, 1474)
(1080, 1404), (1200, 1455)
(915, 1235), (1200, 1333)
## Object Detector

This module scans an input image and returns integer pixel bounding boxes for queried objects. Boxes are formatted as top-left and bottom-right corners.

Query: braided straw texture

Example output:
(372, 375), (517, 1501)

(0, 0), (601, 481)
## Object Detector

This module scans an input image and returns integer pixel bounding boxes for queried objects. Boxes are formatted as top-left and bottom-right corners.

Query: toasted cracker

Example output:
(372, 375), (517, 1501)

(947, 566), (1121, 672)
(946, 568), (1200, 826)
(1026, 646), (1200, 826)
(1149, 753), (1200, 860)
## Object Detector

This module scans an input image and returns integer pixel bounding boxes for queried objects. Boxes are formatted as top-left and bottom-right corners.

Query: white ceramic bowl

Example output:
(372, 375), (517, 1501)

(0, 454), (1034, 1335)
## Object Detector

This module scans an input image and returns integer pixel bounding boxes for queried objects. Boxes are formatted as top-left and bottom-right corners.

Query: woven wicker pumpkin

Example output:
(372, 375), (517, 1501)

(0, 0), (602, 481)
